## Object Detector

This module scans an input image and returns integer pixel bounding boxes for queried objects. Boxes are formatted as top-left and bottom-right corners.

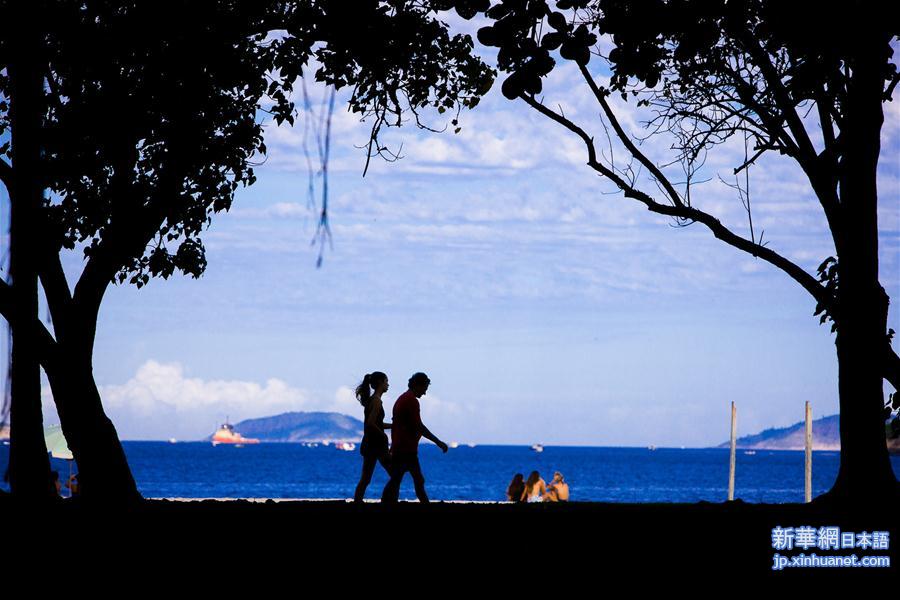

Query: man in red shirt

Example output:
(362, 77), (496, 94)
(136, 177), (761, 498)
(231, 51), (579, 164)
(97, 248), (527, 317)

(381, 372), (448, 503)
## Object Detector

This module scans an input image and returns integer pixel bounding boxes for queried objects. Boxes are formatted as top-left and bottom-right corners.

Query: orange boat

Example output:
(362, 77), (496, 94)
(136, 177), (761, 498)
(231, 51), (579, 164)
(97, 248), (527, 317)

(211, 421), (260, 446)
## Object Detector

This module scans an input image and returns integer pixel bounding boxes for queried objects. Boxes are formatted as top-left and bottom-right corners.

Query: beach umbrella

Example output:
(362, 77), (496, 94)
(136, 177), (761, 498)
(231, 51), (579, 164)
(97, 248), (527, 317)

(44, 424), (77, 497)
(44, 424), (73, 460)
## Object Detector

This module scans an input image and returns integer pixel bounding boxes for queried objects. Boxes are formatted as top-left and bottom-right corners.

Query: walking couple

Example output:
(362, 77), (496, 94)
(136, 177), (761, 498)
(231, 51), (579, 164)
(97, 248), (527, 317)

(353, 371), (449, 503)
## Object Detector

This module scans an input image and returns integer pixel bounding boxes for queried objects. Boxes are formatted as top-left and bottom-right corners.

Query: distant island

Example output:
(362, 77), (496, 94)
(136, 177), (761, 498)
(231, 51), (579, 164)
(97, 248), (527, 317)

(717, 414), (900, 453)
(208, 411), (363, 443)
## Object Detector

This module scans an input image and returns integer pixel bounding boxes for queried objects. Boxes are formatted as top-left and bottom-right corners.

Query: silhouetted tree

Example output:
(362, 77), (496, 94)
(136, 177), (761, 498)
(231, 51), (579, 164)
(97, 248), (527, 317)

(475, 0), (897, 503)
(0, 0), (492, 500)
(3, 4), (55, 500)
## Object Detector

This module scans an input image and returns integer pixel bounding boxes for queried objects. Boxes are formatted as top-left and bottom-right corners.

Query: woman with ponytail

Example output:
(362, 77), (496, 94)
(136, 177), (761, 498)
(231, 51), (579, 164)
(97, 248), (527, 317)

(353, 371), (391, 502)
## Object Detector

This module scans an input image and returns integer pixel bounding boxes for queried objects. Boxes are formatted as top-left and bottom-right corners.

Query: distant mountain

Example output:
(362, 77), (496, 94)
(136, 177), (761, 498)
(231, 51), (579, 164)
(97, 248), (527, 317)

(717, 414), (840, 450)
(716, 414), (900, 453)
(211, 411), (364, 443)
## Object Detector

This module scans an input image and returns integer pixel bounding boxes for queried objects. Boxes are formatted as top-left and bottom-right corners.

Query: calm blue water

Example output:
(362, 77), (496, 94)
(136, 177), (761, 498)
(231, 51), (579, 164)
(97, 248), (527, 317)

(2, 442), (898, 503)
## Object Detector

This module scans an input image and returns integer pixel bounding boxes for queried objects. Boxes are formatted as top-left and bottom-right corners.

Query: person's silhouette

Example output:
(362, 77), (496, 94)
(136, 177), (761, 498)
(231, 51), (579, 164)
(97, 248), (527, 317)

(507, 473), (525, 502)
(353, 371), (392, 502)
(381, 372), (448, 503)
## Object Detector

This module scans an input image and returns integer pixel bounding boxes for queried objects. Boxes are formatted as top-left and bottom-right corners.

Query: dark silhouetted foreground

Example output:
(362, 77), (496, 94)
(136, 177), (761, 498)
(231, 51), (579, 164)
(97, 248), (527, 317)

(1, 494), (895, 584)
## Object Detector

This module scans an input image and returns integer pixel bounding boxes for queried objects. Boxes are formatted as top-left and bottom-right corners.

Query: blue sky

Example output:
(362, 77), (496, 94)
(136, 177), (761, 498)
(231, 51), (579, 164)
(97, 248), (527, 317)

(3, 28), (899, 447)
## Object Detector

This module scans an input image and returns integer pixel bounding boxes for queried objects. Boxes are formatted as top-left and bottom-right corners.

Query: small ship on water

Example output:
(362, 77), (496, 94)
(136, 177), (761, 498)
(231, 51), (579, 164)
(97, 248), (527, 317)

(211, 420), (260, 447)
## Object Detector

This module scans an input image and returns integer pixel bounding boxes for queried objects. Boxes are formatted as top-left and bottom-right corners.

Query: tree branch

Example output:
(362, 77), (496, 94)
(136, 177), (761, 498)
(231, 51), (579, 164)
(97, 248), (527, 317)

(37, 245), (73, 341)
(72, 144), (171, 320)
(885, 343), (900, 393)
(521, 94), (649, 203)
(72, 198), (167, 317)
(520, 94), (601, 168)
(0, 279), (14, 324)
(816, 89), (836, 153)
(601, 48), (842, 264)
(884, 71), (900, 101)
(0, 157), (11, 192)
(808, 87), (843, 245)
(662, 84), (773, 146)
(691, 55), (843, 257)
(520, 92), (831, 309)
(733, 45), (843, 251)
(0, 278), (60, 372)
(736, 31), (819, 166)
(726, 70), (802, 160)
(72, 244), (117, 317)
(733, 143), (773, 174)
(579, 64), (685, 209)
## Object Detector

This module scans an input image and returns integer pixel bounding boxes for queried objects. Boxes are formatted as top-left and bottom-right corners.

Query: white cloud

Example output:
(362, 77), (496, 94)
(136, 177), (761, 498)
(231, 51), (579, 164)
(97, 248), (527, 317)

(100, 360), (310, 416)
(121, 34), (899, 371)
(42, 360), (368, 440)
(38, 360), (474, 442)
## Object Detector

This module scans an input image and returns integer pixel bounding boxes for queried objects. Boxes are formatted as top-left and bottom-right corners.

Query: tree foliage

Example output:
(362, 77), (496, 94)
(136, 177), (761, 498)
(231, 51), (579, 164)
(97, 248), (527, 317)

(0, 0), (494, 289)
(475, 0), (899, 380)
(470, 0), (899, 498)
(0, 0), (494, 499)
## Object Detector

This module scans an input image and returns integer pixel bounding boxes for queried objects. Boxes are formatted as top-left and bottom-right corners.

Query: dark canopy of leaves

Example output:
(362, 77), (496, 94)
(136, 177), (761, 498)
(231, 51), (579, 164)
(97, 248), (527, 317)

(478, 0), (897, 152)
(594, 0), (897, 92)
(0, 0), (494, 287)
(474, 0), (900, 431)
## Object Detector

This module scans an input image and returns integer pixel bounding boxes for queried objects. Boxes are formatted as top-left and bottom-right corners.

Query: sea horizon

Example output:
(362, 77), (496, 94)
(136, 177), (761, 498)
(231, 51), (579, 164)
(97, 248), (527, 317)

(115, 439), (845, 451)
(5, 442), (895, 504)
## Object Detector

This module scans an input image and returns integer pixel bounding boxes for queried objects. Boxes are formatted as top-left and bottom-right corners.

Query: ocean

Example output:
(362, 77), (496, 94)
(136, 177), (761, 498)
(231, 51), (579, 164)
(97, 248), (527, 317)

(5, 442), (899, 503)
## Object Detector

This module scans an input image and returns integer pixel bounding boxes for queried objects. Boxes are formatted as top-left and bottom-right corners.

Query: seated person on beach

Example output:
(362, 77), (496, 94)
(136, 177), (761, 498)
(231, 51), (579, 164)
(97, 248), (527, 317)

(506, 473), (525, 502)
(544, 471), (569, 502)
(521, 471), (546, 503)
(66, 473), (80, 497)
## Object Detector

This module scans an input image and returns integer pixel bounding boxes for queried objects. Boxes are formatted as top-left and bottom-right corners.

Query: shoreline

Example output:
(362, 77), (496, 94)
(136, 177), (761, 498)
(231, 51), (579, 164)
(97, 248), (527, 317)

(148, 496), (503, 503)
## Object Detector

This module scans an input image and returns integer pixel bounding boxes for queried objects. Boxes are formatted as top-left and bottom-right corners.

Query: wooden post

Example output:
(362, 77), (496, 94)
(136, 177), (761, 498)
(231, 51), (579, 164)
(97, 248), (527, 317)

(805, 401), (812, 503)
(728, 401), (736, 501)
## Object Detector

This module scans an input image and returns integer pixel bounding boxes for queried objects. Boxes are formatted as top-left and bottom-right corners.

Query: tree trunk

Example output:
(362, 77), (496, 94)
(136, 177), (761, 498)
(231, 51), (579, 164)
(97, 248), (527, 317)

(6, 21), (55, 500)
(828, 289), (898, 504)
(822, 39), (899, 505)
(43, 321), (141, 502)
(46, 361), (140, 502)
